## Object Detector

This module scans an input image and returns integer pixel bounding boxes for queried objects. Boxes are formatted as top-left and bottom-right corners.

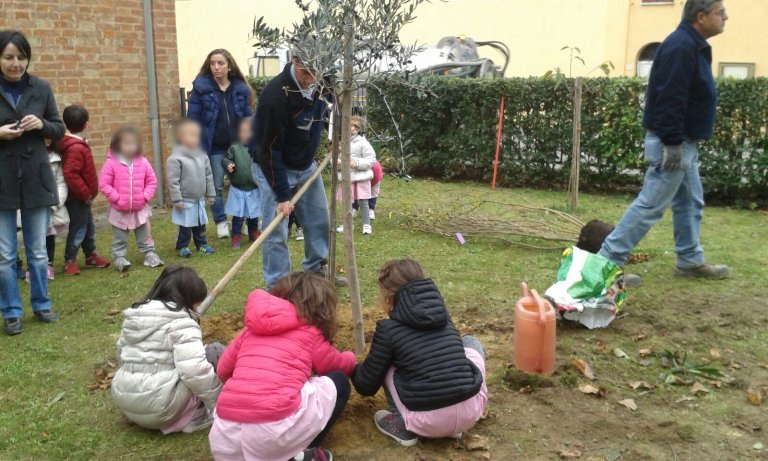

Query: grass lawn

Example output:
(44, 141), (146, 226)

(1, 177), (766, 461)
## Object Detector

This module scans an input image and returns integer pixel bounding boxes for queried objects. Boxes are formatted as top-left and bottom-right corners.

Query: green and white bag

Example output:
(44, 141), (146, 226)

(544, 246), (626, 329)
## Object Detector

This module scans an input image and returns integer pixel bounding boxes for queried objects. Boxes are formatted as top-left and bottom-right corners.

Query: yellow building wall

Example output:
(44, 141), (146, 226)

(174, 0), (766, 88)
(175, 0), (623, 87)
(624, 0), (768, 77)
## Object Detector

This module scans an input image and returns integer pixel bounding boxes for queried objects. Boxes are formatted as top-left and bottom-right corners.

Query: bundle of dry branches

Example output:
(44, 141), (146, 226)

(404, 194), (584, 251)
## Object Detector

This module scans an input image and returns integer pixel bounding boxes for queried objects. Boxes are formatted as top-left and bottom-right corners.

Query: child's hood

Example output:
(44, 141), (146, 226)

(245, 289), (304, 336)
(120, 300), (196, 344)
(390, 279), (450, 330)
(58, 134), (89, 154)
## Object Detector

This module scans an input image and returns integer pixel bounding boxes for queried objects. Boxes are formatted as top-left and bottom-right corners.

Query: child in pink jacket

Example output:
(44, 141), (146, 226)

(99, 126), (163, 272)
(209, 272), (356, 461)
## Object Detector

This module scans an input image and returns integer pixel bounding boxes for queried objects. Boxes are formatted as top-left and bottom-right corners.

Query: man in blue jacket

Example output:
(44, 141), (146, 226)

(250, 51), (346, 289)
(599, 0), (730, 285)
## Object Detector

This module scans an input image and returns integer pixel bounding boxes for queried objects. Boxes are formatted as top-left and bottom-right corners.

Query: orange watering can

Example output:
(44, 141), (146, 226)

(514, 282), (557, 375)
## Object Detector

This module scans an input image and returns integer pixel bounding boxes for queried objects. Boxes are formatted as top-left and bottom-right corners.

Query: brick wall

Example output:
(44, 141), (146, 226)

(0, 0), (180, 208)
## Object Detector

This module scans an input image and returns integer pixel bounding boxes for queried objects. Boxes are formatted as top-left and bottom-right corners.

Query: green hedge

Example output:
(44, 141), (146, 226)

(248, 76), (768, 205)
(365, 76), (768, 205)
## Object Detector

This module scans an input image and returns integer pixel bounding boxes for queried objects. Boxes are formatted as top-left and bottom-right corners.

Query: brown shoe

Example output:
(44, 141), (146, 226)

(675, 263), (730, 279)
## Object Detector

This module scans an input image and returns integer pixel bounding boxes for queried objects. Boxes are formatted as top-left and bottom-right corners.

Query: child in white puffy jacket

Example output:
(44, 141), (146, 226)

(336, 115), (377, 235)
(111, 266), (223, 434)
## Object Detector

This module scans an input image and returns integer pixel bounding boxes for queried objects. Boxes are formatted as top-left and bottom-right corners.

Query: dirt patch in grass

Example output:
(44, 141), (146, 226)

(200, 290), (768, 460)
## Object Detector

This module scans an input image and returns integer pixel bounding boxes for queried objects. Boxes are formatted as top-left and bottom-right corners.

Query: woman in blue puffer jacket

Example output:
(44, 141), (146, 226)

(187, 49), (253, 239)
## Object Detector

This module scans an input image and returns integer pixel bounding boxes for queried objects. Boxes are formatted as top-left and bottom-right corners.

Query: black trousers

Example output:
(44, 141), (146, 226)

(176, 225), (207, 249)
(308, 370), (351, 449)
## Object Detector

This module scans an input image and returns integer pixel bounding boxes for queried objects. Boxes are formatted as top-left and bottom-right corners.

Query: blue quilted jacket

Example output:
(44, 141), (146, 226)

(187, 75), (253, 154)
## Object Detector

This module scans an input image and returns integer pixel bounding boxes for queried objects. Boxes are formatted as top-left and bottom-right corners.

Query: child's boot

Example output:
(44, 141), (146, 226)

(293, 448), (334, 461)
(115, 257), (132, 273)
(63, 260), (81, 276)
(374, 410), (418, 447)
(143, 252), (164, 268)
(231, 234), (242, 249)
(197, 244), (215, 254)
(85, 253), (110, 268)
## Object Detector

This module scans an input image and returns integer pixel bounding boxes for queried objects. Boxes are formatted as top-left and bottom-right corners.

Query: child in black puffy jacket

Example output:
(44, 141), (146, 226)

(352, 259), (488, 447)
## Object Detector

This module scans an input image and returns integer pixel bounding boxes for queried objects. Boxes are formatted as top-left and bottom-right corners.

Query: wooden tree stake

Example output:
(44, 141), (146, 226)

(340, 14), (366, 354)
(568, 77), (583, 211)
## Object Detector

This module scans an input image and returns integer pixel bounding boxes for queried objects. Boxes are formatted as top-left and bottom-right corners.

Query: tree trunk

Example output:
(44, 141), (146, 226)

(328, 109), (342, 278)
(340, 14), (366, 354)
(568, 77), (583, 211)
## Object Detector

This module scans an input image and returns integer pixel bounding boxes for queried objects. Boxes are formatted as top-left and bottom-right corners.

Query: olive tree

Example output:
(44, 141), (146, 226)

(251, 0), (433, 352)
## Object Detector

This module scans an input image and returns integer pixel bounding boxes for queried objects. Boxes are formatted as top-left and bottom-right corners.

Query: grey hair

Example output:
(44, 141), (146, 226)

(683, 0), (720, 23)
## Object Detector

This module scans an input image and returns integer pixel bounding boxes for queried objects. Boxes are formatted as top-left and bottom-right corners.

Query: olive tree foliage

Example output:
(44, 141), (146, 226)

(250, 0), (431, 95)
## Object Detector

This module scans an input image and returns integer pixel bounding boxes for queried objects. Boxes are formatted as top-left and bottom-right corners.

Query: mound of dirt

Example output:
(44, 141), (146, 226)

(202, 312), (244, 344)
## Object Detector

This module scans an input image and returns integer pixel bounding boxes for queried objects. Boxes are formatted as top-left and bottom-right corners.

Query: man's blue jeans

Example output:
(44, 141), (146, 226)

(0, 207), (52, 319)
(209, 153), (227, 224)
(600, 131), (705, 269)
(252, 163), (330, 289)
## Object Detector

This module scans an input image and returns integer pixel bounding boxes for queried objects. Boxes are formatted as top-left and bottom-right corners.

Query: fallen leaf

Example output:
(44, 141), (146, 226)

(47, 391), (65, 407)
(630, 381), (653, 391)
(595, 341), (609, 354)
(571, 357), (596, 380)
(579, 384), (606, 397)
(729, 360), (742, 370)
(710, 348), (721, 359)
(675, 395), (696, 403)
(754, 442), (764, 451)
(613, 348), (629, 359)
(618, 398), (637, 411)
(558, 448), (582, 458)
(638, 359), (653, 367)
(733, 421), (762, 434)
(638, 348), (653, 357)
(746, 385), (768, 406)
(632, 334), (646, 342)
(465, 434), (490, 451)
(691, 382), (710, 396)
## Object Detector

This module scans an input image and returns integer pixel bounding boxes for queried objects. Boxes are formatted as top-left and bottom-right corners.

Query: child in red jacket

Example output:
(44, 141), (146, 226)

(60, 105), (109, 275)
(209, 272), (356, 461)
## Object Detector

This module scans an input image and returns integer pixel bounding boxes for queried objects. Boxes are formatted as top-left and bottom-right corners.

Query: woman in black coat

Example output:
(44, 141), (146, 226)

(0, 30), (65, 336)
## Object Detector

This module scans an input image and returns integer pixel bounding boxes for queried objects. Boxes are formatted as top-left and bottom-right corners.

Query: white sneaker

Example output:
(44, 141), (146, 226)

(351, 209), (358, 218)
(336, 225), (345, 233)
(143, 252), (164, 268)
(362, 224), (372, 235)
(115, 257), (132, 273)
(369, 209), (376, 220)
(295, 228), (304, 241)
(216, 221), (230, 239)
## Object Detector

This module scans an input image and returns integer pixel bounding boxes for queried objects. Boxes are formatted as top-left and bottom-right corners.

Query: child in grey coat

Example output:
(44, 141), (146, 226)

(166, 119), (216, 257)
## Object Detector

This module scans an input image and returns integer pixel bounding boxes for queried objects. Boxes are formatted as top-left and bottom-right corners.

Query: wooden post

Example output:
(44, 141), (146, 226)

(340, 14), (366, 353)
(328, 109), (342, 278)
(568, 77), (583, 211)
(491, 96), (505, 190)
